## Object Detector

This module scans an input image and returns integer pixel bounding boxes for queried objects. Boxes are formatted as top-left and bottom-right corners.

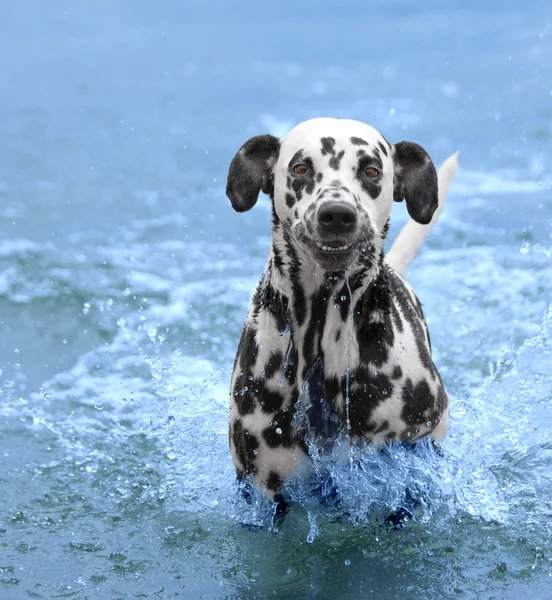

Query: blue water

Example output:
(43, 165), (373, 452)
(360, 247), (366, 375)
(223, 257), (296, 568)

(1, 1), (551, 598)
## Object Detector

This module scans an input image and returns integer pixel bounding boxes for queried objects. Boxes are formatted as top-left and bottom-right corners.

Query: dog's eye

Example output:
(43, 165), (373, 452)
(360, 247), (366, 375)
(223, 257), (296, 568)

(365, 167), (379, 178)
(293, 163), (309, 175)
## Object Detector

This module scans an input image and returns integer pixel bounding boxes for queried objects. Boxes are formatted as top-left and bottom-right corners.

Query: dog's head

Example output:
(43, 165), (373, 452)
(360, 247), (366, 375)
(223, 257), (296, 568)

(227, 118), (438, 271)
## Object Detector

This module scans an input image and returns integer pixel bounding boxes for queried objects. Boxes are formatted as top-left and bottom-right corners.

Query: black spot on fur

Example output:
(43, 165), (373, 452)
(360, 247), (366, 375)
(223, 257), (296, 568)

(316, 172), (323, 183)
(392, 365), (403, 380)
(264, 350), (284, 380)
(260, 280), (289, 334)
(303, 285), (330, 372)
(263, 408), (294, 448)
(233, 326), (259, 416)
(381, 218), (391, 241)
(260, 388), (285, 413)
(320, 138), (345, 170)
(389, 297), (404, 334)
(350, 137), (369, 146)
(320, 137), (336, 155)
(348, 371), (393, 436)
(355, 270), (395, 367)
(378, 141), (388, 156)
(266, 471), (283, 492)
(329, 150), (345, 170)
(335, 282), (351, 323)
(235, 387), (255, 416)
(282, 229), (307, 326)
(272, 241), (284, 274)
(233, 419), (259, 474)
(286, 193), (296, 208)
(283, 343), (299, 385)
(400, 378), (434, 425)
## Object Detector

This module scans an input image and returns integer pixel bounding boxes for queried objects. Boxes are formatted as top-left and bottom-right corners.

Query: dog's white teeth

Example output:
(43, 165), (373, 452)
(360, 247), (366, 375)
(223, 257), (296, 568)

(316, 242), (351, 252)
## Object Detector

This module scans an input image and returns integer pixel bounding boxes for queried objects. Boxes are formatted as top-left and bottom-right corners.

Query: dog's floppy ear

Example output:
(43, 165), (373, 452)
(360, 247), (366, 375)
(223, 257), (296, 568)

(392, 141), (438, 225)
(226, 134), (280, 212)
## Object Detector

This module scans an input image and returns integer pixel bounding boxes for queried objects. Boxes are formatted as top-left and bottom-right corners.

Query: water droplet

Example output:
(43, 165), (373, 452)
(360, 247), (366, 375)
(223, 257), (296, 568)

(407, 431), (412, 437)
(427, 421), (432, 426)
(341, 295), (347, 301)
(344, 559), (351, 566)
(276, 428), (282, 435)
(520, 241), (530, 254)
(334, 304), (340, 309)
(94, 402), (103, 411)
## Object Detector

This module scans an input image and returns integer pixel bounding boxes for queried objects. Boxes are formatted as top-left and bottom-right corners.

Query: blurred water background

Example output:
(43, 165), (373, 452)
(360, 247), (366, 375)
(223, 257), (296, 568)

(1, 1), (551, 598)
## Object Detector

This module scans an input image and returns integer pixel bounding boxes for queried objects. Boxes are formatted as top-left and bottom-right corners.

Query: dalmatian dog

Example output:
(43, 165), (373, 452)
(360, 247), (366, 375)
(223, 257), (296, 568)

(226, 117), (458, 503)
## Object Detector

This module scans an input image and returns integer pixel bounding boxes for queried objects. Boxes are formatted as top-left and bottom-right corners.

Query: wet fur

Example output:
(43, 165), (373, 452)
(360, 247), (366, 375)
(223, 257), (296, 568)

(226, 118), (457, 500)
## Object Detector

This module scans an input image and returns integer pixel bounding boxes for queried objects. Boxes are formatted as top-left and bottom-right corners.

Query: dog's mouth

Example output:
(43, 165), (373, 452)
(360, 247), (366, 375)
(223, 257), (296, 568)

(292, 223), (372, 270)
(309, 238), (359, 270)
(314, 240), (353, 253)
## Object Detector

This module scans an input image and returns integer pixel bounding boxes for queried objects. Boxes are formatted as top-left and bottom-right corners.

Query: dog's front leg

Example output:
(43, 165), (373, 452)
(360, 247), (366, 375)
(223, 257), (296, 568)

(229, 287), (302, 501)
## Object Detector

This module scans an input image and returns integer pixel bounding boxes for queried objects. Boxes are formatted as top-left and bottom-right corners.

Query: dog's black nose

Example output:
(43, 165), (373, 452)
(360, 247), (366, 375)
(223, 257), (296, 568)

(317, 202), (357, 234)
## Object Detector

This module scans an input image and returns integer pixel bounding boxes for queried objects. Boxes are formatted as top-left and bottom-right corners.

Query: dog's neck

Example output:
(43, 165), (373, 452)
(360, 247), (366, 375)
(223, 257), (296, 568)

(261, 220), (391, 384)
(265, 219), (389, 343)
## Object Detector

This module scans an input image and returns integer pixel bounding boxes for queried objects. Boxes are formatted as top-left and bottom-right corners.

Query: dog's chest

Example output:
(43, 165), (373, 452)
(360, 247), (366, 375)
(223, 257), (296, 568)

(286, 271), (446, 443)
(291, 283), (358, 380)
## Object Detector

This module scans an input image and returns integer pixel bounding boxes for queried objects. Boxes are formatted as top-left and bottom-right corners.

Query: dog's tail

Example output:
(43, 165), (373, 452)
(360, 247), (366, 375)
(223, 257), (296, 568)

(385, 152), (459, 275)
